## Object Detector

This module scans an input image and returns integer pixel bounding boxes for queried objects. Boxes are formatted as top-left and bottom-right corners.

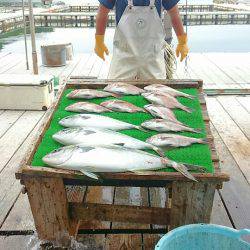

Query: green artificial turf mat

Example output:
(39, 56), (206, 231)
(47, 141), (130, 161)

(32, 88), (214, 173)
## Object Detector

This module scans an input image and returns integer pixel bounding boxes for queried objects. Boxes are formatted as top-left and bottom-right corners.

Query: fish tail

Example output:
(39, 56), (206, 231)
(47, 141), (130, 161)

(136, 126), (148, 132)
(200, 138), (208, 144)
(152, 146), (165, 157)
(193, 128), (203, 134)
(171, 162), (198, 182)
(183, 163), (207, 173)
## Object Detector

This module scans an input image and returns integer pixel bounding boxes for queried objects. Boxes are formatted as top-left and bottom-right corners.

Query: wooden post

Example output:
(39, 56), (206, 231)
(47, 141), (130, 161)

(24, 177), (79, 242)
(169, 181), (216, 230)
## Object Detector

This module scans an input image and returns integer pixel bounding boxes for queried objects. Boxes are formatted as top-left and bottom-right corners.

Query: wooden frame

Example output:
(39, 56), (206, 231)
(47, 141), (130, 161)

(16, 79), (229, 244)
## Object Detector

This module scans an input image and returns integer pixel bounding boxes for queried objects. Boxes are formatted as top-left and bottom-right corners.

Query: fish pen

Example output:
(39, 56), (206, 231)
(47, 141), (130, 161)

(16, 79), (229, 247)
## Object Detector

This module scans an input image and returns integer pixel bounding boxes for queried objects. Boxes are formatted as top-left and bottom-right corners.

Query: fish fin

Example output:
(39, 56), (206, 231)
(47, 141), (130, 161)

(79, 170), (99, 180)
(136, 126), (148, 132)
(152, 146), (165, 157)
(170, 161), (198, 182)
(184, 163), (207, 173)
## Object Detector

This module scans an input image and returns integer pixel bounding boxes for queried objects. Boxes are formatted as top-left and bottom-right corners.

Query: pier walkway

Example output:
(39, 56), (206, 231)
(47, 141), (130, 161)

(0, 52), (249, 249)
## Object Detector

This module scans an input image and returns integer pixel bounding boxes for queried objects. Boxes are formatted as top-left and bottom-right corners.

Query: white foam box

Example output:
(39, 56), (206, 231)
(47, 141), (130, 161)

(0, 74), (54, 110)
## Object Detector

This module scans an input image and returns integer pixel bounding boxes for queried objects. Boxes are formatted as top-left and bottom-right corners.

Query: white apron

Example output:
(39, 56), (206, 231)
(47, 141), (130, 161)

(108, 0), (166, 80)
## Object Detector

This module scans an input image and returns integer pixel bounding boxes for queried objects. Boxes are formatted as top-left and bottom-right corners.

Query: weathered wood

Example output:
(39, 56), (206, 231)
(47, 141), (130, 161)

(236, 96), (250, 113)
(105, 234), (143, 250)
(211, 191), (233, 228)
(0, 236), (34, 250)
(211, 123), (250, 229)
(217, 96), (250, 139)
(1, 193), (35, 231)
(170, 181), (216, 229)
(70, 202), (170, 226)
(142, 234), (162, 250)
(206, 97), (250, 184)
(23, 177), (77, 241)
(17, 166), (229, 183)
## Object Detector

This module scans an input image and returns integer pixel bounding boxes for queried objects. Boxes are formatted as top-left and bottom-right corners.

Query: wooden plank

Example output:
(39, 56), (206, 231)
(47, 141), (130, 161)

(98, 56), (111, 79)
(1, 193), (35, 231)
(149, 188), (168, 229)
(0, 236), (34, 250)
(77, 234), (106, 249)
(210, 123), (250, 229)
(142, 234), (162, 250)
(206, 97), (250, 184)
(0, 111), (44, 173)
(105, 234), (143, 250)
(70, 53), (91, 78)
(0, 54), (24, 74)
(236, 96), (250, 114)
(71, 202), (170, 225)
(0, 112), (44, 227)
(0, 52), (11, 59)
(170, 181), (216, 229)
(0, 111), (24, 139)
(80, 186), (114, 230)
(24, 177), (77, 241)
(217, 96), (250, 139)
(112, 187), (150, 229)
(211, 191), (233, 227)
(89, 56), (104, 78)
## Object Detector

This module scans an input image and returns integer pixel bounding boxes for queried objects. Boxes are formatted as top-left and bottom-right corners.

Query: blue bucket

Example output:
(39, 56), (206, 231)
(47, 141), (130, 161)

(155, 224), (250, 250)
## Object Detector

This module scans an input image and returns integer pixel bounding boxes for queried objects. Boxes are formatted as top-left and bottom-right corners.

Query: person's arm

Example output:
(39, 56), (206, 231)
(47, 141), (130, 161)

(95, 4), (110, 60)
(167, 5), (189, 62)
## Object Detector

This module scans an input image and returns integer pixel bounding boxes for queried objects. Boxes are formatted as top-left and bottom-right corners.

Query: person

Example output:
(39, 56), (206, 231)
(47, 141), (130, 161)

(94, 0), (188, 80)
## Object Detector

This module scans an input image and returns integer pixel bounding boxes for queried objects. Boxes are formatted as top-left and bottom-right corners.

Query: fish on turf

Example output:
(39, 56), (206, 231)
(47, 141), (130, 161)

(59, 114), (144, 131)
(42, 144), (197, 181)
(146, 134), (208, 148)
(144, 84), (195, 99)
(142, 92), (193, 113)
(66, 89), (117, 99)
(101, 100), (145, 113)
(141, 119), (201, 133)
(65, 102), (112, 113)
(104, 82), (145, 95)
(53, 127), (164, 156)
(144, 104), (182, 124)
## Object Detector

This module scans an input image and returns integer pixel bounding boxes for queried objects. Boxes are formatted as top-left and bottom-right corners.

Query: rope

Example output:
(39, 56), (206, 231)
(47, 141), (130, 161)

(164, 42), (176, 79)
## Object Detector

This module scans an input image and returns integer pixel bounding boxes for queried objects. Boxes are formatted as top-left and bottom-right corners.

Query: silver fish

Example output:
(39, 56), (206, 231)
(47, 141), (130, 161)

(59, 114), (144, 131)
(101, 100), (145, 113)
(67, 89), (117, 99)
(142, 92), (192, 113)
(146, 134), (207, 148)
(53, 127), (164, 156)
(65, 102), (112, 113)
(104, 82), (145, 95)
(141, 119), (201, 133)
(42, 144), (197, 181)
(144, 84), (195, 99)
(144, 104), (182, 124)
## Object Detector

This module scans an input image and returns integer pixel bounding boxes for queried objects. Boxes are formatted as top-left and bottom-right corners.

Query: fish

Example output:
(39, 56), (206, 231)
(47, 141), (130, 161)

(65, 102), (112, 113)
(144, 84), (195, 99)
(53, 127), (164, 156)
(42, 144), (197, 181)
(144, 104), (183, 124)
(146, 134), (208, 148)
(101, 100), (145, 113)
(59, 114), (144, 131)
(66, 89), (117, 99)
(141, 119), (202, 133)
(142, 92), (193, 113)
(104, 82), (145, 95)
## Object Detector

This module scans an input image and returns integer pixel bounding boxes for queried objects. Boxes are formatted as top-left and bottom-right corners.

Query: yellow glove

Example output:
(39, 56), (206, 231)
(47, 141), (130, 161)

(95, 34), (109, 61)
(176, 34), (189, 62)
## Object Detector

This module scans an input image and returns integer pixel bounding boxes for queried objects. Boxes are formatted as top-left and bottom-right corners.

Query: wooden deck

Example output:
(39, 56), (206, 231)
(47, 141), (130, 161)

(0, 52), (249, 249)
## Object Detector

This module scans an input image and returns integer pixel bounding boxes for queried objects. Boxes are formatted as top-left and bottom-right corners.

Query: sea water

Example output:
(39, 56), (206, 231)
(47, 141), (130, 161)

(1, 25), (250, 54)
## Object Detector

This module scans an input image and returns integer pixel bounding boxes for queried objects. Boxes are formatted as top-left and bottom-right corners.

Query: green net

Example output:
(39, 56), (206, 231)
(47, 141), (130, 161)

(32, 88), (213, 173)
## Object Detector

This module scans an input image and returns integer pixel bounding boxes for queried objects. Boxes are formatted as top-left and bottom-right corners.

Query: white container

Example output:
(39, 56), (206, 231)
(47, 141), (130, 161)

(0, 74), (54, 111)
